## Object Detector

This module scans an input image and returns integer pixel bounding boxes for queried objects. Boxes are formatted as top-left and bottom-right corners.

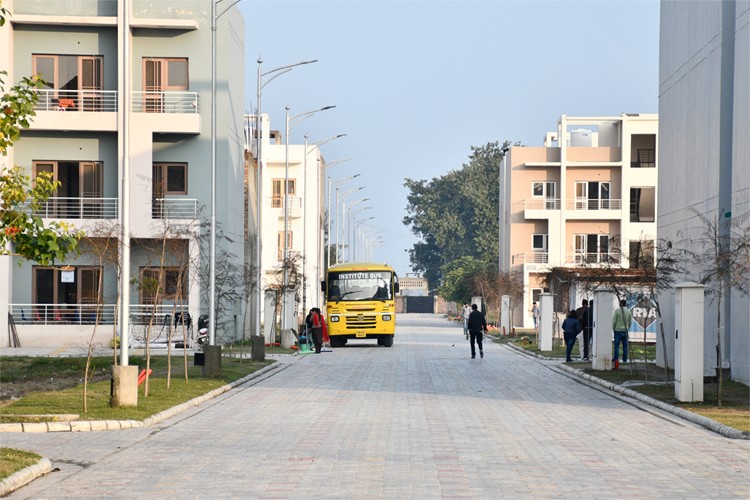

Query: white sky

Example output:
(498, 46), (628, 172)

(239, 0), (660, 278)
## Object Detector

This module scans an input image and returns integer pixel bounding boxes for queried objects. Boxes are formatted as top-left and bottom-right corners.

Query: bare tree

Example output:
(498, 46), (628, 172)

(686, 210), (750, 406)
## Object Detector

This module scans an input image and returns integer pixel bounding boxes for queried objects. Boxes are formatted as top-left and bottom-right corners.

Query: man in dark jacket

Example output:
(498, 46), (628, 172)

(576, 299), (592, 361)
(466, 303), (488, 359)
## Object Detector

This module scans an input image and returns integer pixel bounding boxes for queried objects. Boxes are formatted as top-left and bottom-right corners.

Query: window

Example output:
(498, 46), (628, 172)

(142, 57), (189, 112)
(139, 267), (186, 304)
(532, 234), (548, 251)
(277, 231), (293, 261)
(34, 266), (101, 304)
(532, 181), (557, 209)
(153, 163), (187, 195)
(629, 240), (654, 268)
(33, 54), (104, 110)
(575, 234), (610, 263)
(575, 181), (611, 210)
(33, 161), (103, 218)
(271, 179), (296, 208)
(531, 288), (542, 304)
(630, 187), (655, 222)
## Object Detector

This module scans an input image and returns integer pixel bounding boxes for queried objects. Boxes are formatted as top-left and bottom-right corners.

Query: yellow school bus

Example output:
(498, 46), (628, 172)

(322, 262), (399, 347)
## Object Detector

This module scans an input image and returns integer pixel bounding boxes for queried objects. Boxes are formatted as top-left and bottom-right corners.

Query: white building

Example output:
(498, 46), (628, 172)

(658, 0), (749, 384)
(247, 114), (327, 328)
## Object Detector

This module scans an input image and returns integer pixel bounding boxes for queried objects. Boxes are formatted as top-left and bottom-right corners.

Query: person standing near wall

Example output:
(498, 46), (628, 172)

(531, 301), (540, 331)
(612, 299), (632, 368)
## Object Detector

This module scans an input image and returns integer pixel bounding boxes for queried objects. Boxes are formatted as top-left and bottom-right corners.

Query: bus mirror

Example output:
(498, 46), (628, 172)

(394, 283), (399, 293)
(320, 280), (326, 292)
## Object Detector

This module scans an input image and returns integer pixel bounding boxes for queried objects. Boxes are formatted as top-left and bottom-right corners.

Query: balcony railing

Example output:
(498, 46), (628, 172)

(152, 198), (199, 219)
(566, 253), (621, 265)
(513, 199), (561, 212)
(10, 303), (191, 327)
(132, 92), (199, 113)
(34, 89), (119, 112)
(10, 303), (117, 325)
(565, 199), (622, 211)
(32, 197), (119, 219)
(512, 252), (549, 265)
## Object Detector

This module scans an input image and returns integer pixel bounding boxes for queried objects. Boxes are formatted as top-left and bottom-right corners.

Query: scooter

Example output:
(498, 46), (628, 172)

(195, 314), (209, 350)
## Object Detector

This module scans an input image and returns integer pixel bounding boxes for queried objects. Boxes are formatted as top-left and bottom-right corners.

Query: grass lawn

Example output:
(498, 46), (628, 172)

(0, 448), (41, 481)
(0, 354), (275, 422)
(490, 332), (750, 434)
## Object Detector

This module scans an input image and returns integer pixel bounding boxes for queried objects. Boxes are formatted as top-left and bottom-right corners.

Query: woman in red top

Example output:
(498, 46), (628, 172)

(311, 308), (324, 353)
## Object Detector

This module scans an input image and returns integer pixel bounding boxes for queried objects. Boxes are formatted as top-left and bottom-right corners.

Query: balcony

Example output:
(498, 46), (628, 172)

(564, 199), (622, 220)
(31, 89), (118, 131)
(33, 197), (118, 219)
(10, 303), (117, 325)
(512, 252), (549, 265)
(565, 253), (621, 266)
(131, 91), (200, 134)
(152, 198), (199, 220)
(513, 198), (560, 219)
(270, 196), (302, 218)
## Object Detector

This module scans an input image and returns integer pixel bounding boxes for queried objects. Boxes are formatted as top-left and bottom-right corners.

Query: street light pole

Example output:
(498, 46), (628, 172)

(348, 207), (372, 261)
(341, 198), (369, 263)
(498, 146), (510, 273)
(282, 105), (335, 331)
(334, 186), (364, 265)
(302, 134), (346, 317)
(254, 57), (317, 343)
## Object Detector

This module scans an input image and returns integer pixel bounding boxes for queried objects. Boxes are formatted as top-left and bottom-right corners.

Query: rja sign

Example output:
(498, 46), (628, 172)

(631, 297), (657, 330)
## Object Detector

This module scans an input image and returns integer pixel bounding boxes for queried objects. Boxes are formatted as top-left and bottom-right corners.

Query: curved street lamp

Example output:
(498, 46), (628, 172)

(282, 105), (335, 331)
(252, 57), (317, 343)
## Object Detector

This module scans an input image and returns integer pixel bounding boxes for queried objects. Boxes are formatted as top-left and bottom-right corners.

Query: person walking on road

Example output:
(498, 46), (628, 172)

(562, 309), (582, 362)
(467, 303), (487, 359)
(612, 299), (632, 368)
(461, 303), (471, 339)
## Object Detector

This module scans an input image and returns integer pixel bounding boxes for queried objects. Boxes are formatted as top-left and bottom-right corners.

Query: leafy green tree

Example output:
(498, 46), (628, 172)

(1, 4), (83, 264)
(1, 166), (84, 265)
(439, 256), (487, 304)
(403, 141), (509, 290)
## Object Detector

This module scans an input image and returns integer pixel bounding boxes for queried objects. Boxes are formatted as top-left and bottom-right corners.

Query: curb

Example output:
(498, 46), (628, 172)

(506, 342), (749, 440)
(0, 458), (52, 497)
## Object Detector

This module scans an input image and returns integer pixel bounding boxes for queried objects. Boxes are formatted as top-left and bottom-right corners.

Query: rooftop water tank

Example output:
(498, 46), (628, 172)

(570, 129), (593, 147)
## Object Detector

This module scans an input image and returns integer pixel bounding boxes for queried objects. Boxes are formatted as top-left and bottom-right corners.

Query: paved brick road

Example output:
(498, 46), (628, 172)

(3, 314), (749, 498)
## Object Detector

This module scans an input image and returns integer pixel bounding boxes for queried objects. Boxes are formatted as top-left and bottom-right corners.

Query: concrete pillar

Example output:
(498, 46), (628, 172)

(539, 293), (553, 351)
(0, 253), (11, 347)
(282, 288), (295, 332)
(592, 291), (614, 370)
(202, 344), (222, 377)
(675, 283), (705, 402)
(111, 365), (138, 407)
(500, 295), (510, 335)
(471, 296), (482, 311)
(251, 334), (265, 361)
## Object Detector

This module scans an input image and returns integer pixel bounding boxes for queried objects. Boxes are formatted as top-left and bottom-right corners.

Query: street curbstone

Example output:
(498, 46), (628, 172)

(0, 458), (52, 497)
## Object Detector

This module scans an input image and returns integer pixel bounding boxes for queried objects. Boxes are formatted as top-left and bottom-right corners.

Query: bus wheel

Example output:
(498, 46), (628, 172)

(330, 337), (345, 348)
(382, 335), (393, 347)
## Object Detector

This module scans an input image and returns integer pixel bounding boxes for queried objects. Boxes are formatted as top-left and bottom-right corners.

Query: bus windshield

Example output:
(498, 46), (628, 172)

(327, 271), (394, 302)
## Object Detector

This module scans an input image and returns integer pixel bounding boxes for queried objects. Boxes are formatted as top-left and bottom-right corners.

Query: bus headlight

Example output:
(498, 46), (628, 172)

(330, 315), (340, 322)
(382, 314), (391, 321)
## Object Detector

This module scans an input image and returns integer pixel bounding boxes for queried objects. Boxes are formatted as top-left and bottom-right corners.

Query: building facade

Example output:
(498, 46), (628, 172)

(500, 114), (658, 328)
(246, 114), (327, 328)
(1, 0), (246, 347)
(658, 0), (749, 384)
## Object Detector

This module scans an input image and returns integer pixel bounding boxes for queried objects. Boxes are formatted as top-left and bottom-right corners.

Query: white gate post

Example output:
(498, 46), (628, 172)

(592, 291), (615, 370)
(539, 293), (553, 351)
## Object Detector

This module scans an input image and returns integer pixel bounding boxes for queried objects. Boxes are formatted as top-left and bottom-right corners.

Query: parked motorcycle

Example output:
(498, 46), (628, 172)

(195, 314), (209, 350)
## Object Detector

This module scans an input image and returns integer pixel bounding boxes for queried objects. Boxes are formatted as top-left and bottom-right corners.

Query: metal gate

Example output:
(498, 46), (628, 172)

(405, 296), (434, 313)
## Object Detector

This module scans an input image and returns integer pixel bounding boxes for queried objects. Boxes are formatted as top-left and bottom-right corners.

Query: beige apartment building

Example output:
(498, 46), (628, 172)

(500, 114), (658, 328)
